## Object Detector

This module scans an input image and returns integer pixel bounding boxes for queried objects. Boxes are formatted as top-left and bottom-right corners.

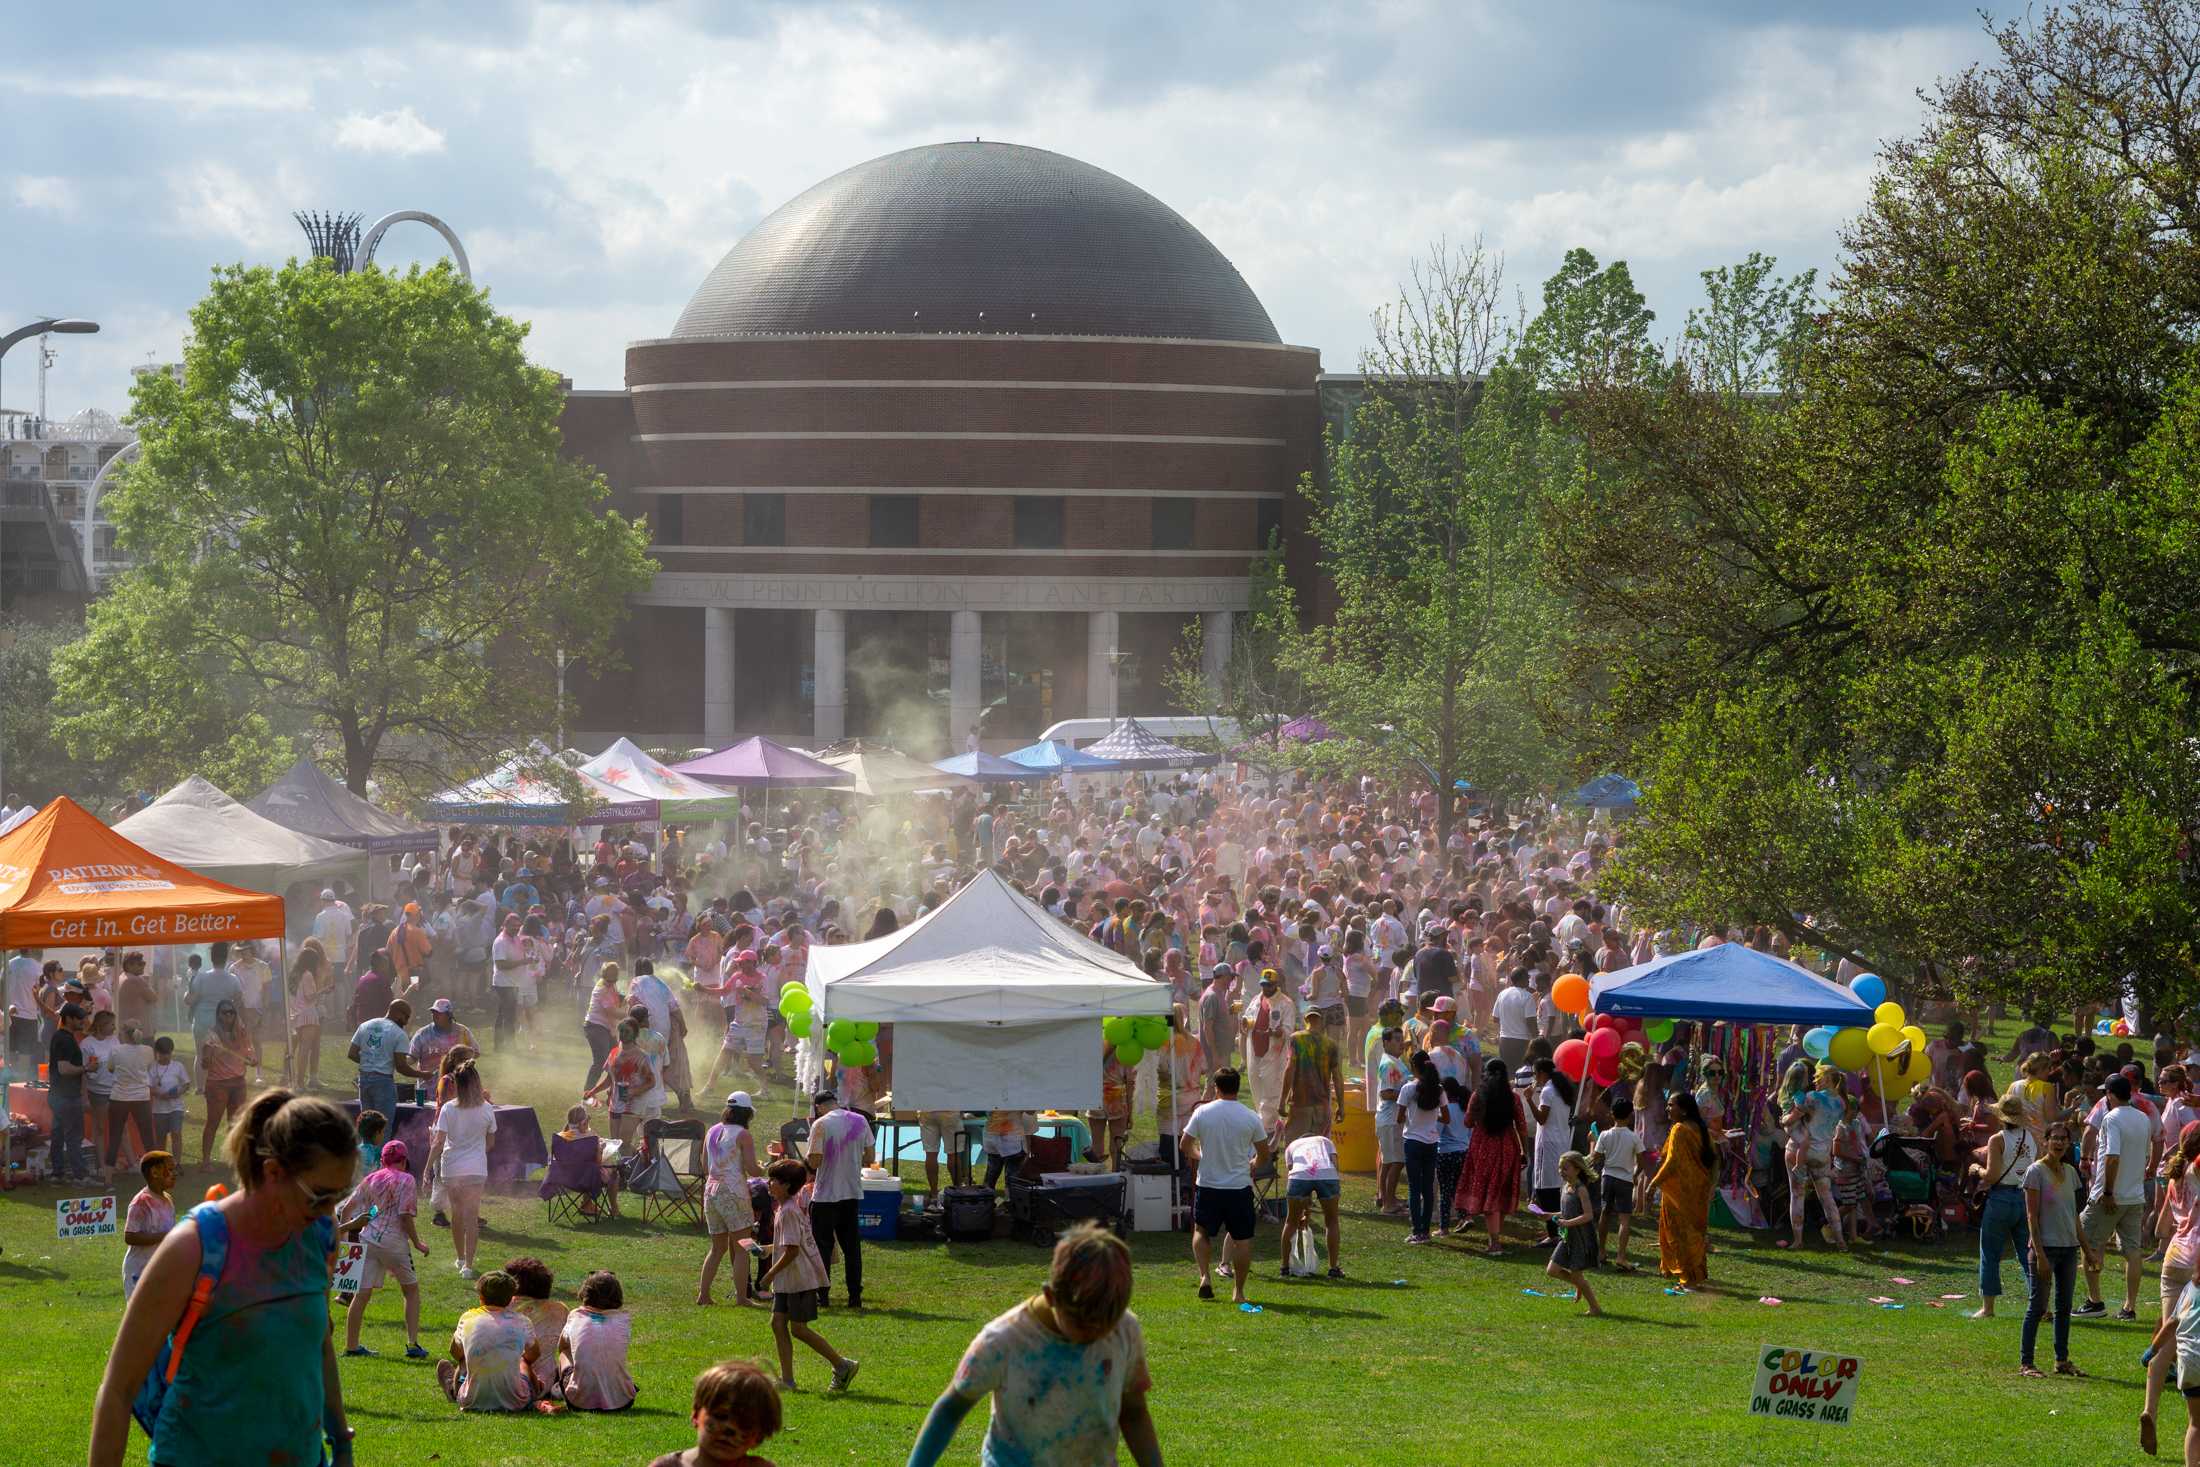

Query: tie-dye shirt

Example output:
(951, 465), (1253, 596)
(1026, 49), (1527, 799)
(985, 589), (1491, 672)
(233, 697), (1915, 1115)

(807, 1108), (872, 1203)
(452, 1304), (535, 1411)
(951, 1298), (1151, 1467)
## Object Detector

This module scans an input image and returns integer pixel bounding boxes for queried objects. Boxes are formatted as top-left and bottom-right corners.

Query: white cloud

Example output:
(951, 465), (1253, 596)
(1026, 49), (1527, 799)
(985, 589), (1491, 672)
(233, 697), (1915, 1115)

(7, 69), (310, 111)
(163, 162), (297, 251)
(12, 176), (78, 214)
(334, 107), (448, 157)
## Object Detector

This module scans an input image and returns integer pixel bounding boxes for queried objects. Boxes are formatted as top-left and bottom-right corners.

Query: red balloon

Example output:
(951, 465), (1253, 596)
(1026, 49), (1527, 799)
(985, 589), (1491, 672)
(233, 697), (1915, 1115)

(1586, 1013), (1618, 1034)
(1590, 1056), (1621, 1088)
(1587, 1027), (1622, 1060)
(1555, 1038), (1590, 1081)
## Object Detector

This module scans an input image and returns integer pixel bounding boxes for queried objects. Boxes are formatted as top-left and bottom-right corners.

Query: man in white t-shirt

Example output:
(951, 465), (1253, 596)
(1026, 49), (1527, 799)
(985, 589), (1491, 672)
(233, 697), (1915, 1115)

(5, 948), (43, 1067)
(2080, 1074), (2154, 1320)
(1491, 968), (1539, 1070)
(1179, 1068), (1272, 1308)
(805, 1092), (876, 1309)
(311, 892), (354, 968)
(488, 913), (526, 1054)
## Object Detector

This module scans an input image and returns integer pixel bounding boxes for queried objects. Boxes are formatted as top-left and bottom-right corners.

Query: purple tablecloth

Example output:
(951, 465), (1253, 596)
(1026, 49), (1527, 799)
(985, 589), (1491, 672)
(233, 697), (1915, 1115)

(342, 1101), (548, 1188)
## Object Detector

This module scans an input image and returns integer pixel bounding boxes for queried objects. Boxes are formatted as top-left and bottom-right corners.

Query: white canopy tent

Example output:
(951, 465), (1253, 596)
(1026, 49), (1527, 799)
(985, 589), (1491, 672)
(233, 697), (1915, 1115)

(115, 776), (366, 897)
(805, 870), (1169, 1111)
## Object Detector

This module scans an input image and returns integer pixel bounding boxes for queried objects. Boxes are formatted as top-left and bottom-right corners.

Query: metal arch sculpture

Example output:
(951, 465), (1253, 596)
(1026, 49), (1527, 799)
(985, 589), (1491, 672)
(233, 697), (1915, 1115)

(80, 438), (140, 584)
(358, 210), (472, 282)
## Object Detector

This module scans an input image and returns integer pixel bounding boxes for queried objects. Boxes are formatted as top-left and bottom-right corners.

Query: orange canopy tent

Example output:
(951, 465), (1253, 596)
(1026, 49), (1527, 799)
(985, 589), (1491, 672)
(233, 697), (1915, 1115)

(0, 797), (285, 948)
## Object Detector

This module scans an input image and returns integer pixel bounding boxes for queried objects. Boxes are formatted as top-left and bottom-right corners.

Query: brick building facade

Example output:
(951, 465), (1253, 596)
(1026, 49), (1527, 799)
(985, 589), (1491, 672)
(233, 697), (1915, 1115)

(559, 141), (1322, 751)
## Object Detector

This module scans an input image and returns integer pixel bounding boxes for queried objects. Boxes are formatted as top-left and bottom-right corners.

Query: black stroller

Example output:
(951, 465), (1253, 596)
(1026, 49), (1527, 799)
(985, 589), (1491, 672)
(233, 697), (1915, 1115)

(1869, 1132), (1949, 1240)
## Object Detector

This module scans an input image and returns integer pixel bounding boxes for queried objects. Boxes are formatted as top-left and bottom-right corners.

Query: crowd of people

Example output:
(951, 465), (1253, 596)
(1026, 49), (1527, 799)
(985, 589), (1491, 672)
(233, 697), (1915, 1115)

(31, 757), (2200, 1463)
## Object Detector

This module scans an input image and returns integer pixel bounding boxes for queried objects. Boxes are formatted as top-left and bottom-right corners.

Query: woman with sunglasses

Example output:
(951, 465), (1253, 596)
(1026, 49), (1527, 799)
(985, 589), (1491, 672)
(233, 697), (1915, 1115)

(89, 1090), (359, 1467)
(198, 1001), (258, 1167)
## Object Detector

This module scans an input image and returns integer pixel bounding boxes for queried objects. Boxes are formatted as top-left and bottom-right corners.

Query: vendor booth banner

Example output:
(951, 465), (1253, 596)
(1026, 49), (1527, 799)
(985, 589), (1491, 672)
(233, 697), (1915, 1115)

(892, 1021), (1103, 1112)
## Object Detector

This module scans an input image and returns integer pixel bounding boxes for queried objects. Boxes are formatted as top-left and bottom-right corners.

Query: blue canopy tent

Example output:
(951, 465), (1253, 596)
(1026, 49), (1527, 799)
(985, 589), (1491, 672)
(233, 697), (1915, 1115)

(1589, 943), (1874, 1027)
(1570, 774), (1641, 810)
(1001, 739), (1123, 774)
(931, 750), (1044, 783)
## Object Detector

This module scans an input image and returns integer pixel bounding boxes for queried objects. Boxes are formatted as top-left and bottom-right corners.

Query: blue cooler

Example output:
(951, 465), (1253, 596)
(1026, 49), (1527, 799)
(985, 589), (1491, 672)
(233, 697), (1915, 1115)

(857, 1175), (903, 1240)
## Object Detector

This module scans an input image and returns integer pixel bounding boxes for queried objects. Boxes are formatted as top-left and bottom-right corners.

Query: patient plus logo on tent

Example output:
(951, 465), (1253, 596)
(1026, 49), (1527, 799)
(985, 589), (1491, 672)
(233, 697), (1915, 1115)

(47, 863), (176, 895)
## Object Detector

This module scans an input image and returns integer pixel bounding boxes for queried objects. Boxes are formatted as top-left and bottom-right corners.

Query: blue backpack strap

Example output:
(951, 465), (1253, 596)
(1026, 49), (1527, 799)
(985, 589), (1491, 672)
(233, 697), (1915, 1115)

(132, 1201), (230, 1436)
(189, 1201), (231, 1279)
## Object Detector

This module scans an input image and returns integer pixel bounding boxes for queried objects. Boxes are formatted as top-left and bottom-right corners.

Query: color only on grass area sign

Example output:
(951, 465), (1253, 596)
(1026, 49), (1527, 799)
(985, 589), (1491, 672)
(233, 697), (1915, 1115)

(56, 1194), (118, 1239)
(332, 1242), (368, 1294)
(1750, 1346), (1861, 1425)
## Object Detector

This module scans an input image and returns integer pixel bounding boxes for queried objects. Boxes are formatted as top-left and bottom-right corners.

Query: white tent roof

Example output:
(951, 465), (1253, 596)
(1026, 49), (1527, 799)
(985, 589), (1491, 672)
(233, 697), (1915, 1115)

(806, 870), (1171, 1025)
(114, 775), (366, 896)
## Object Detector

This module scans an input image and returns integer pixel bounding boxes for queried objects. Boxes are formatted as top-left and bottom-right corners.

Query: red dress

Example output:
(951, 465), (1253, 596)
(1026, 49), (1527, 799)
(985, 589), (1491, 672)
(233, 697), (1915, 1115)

(1454, 1092), (1525, 1217)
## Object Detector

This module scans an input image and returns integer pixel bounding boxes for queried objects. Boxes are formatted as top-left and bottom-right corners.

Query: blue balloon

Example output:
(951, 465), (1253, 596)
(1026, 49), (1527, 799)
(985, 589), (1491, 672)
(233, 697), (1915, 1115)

(1850, 973), (1887, 1009)
(1802, 1027), (1834, 1061)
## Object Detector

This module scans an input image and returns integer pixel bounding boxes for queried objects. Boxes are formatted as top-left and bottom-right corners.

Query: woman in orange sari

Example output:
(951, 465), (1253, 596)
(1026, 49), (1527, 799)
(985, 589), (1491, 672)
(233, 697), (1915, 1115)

(1654, 1092), (1718, 1288)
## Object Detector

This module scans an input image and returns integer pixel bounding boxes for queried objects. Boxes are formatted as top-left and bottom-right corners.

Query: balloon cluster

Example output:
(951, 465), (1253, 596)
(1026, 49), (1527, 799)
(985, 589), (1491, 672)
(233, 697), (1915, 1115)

(1549, 976), (1677, 1088)
(1102, 1015), (1171, 1066)
(1803, 975), (1930, 1094)
(775, 986), (882, 1066)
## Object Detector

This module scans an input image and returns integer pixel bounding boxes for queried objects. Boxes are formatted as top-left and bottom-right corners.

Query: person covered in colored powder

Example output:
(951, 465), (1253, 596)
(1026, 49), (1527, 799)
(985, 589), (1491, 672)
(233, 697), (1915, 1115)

(905, 1221), (1160, 1467)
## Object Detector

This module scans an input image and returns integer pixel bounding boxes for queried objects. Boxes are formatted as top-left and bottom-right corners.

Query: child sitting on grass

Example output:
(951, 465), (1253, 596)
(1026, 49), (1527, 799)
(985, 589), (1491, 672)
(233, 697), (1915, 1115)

(649, 1359), (782, 1467)
(506, 1256), (569, 1404)
(559, 1269), (639, 1411)
(439, 1269), (539, 1411)
(759, 1159), (858, 1393)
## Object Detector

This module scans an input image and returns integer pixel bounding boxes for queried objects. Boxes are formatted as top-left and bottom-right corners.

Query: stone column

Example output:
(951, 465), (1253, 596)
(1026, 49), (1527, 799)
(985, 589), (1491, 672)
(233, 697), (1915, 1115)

(813, 608), (846, 743)
(1086, 609), (1119, 721)
(1202, 609), (1234, 688)
(703, 607), (737, 746)
(950, 609), (982, 749)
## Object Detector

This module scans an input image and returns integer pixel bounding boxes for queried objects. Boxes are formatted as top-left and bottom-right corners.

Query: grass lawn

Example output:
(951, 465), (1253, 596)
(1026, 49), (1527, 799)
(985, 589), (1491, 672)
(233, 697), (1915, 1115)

(0, 1012), (2151, 1464)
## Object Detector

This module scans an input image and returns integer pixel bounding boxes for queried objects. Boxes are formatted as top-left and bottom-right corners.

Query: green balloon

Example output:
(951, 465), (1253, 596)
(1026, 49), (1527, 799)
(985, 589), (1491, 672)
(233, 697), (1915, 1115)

(839, 1040), (877, 1067)
(1134, 1017), (1169, 1049)
(787, 1011), (814, 1039)
(825, 1019), (857, 1051)
(1113, 1041), (1144, 1066)
(1646, 1018), (1675, 1043)
(1102, 1016), (1133, 1045)
(853, 1021), (880, 1041)
(778, 986), (812, 1015)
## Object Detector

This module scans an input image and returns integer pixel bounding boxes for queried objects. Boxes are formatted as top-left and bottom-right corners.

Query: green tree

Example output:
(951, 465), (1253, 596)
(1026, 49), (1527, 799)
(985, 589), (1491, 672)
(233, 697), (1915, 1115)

(1162, 546), (1306, 771)
(1516, 247), (1661, 393)
(53, 259), (656, 795)
(1555, 1), (2200, 1022)
(1287, 240), (1574, 849)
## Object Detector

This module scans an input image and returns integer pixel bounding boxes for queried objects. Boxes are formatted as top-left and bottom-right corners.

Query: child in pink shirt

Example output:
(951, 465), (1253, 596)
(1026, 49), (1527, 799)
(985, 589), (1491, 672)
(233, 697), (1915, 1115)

(558, 1270), (638, 1411)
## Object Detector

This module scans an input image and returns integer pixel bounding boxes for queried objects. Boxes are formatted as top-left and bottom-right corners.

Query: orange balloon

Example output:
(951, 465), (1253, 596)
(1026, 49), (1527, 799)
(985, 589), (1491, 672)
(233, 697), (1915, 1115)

(1552, 974), (1590, 1016)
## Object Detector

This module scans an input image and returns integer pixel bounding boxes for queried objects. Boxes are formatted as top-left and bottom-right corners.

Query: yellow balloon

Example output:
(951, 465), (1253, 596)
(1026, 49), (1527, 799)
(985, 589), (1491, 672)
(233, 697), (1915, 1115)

(1900, 1024), (1928, 1055)
(1867, 1022), (1902, 1056)
(1828, 1027), (1873, 1071)
(1871, 1046), (1932, 1095)
(1873, 1001), (1905, 1028)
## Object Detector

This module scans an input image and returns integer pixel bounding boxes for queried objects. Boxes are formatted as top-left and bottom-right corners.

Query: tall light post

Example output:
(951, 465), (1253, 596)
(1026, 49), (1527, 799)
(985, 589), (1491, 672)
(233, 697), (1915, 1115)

(0, 317), (98, 805)
(0, 318), (99, 431)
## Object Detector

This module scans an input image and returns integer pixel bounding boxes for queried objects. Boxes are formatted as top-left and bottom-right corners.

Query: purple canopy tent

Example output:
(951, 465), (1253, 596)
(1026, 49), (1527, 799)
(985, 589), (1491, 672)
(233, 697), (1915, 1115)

(672, 734), (849, 833)
(1229, 714), (1332, 757)
(673, 736), (845, 787)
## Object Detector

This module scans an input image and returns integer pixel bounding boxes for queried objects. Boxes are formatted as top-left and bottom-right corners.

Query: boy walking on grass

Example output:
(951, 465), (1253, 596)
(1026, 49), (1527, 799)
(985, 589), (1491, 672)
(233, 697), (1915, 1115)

(1593, 1098), (1642, 1272)
(759, 1160), (858, 1393)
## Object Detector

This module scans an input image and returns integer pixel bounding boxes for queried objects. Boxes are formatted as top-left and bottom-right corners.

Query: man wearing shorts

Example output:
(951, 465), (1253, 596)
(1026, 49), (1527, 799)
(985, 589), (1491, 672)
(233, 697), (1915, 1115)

(1278, 1009), (1344, 1148)
(1180, 1067), (1272, 1308)
(920, 1110), (966, 1198)
(2080, 1074), (2154, 1320)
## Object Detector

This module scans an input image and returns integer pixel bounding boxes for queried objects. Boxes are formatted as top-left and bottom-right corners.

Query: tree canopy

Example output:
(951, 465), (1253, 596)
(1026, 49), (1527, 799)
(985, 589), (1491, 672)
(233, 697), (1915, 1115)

(52, 259), (656, 796)
(1549, 0), (2200, 1022)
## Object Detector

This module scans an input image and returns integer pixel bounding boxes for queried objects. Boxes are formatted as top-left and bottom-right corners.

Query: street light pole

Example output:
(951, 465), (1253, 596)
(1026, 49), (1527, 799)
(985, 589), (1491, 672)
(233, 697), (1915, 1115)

(0, 317), (98, 804)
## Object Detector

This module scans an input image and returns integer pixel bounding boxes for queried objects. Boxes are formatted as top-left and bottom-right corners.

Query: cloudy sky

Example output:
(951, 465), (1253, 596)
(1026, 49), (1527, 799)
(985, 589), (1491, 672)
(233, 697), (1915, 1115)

(6, 1), (1995, 419)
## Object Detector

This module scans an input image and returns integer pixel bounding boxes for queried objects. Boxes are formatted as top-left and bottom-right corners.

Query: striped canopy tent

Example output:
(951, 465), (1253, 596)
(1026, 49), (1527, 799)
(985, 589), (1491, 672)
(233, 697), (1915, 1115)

(1082, 718), (1217, 771)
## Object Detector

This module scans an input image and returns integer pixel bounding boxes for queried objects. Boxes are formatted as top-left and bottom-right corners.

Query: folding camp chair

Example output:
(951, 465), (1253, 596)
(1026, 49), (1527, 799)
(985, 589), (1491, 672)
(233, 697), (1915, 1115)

(541, 1133), (616, 1224)
(635, 1118), (707, 1226)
